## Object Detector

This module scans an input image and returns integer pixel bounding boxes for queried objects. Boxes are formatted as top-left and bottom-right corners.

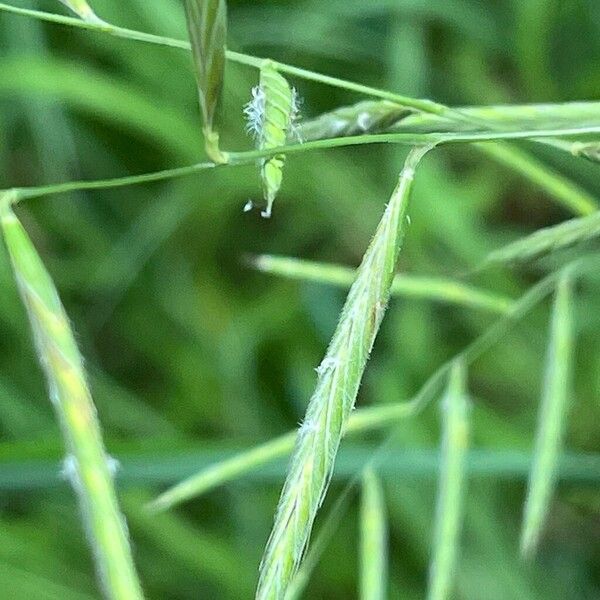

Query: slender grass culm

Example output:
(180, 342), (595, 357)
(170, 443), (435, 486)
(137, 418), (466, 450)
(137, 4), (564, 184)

(255, 145), (432, 599)
(360, 469), (388, 600)
(427, 359), (470, 600)
(0, 194), (143, 600)
(520, 270), (574, 558)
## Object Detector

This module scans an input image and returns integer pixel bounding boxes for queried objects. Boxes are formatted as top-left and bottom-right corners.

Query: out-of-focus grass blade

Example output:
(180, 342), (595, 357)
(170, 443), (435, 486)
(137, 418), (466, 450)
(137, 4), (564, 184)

(481, 211), (600, 268)
(58, 0), (101, 23)
(148, 402), (416, 512)
(427, 359), (470, 600)
(184, 0), (228, 163)
(520, 271), (574, 558)
(250, 254), (513, 314)
(0, 196), (143, 600)
(360, 468), (388, 600)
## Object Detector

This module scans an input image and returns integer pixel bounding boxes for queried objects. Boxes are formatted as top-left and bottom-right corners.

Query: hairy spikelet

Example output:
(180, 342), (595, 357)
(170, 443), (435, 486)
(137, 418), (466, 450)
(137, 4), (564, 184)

(296, 100), (412, 141)
(571, 141), (600, 163)
(0, 200), (143, 600)
(58, 0), (101, 22)
(245, 61), (297, 217)
(185, 0), (228, 163)
(483, 211), (600, 267)
(255, 146), (432, 599)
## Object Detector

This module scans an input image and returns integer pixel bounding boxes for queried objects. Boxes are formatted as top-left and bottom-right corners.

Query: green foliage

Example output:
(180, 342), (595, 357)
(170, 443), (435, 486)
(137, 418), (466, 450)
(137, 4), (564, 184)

(0, 1), (599, 599)
(427, 360), (470, 600)
(360, 469), (387, 600)
(521, 271), (574, 558)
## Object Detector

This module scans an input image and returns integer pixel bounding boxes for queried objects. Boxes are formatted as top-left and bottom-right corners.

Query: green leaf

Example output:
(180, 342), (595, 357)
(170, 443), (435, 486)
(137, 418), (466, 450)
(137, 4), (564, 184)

(360, 469), (388, 600)
(520, 271), (574, 558)
(427, 359), (470, 600)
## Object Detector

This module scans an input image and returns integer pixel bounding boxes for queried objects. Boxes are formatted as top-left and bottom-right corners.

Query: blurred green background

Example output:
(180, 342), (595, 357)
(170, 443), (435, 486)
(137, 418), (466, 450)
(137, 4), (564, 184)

(1, 0), (600, 598)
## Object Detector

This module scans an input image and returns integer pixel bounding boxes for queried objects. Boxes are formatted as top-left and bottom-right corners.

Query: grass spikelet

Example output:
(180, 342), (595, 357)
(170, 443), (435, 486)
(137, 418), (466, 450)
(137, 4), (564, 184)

(255, 145), (432, 599)
(360, 469), (388, 600)
(482, 211), (600, 268)
(245, 61), (297, 217)
(571, 141), (600, 163)
(184, 0), (228, 164)
(58, 0), (102, 23)
(0, 200), (143, 600)
(249, 254), (513, 314)
(296, 100), (412, 141)
(520, 270), (574, 559)
(427, 359), (470, 600)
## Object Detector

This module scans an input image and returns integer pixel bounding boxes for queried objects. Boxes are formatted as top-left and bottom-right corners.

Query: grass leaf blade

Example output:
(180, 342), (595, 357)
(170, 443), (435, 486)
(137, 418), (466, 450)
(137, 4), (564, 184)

(520, 270), (574, 558)
(427, 359), (470, 600)
(360, 469), (387, 600)
(0, 201), (143, 600)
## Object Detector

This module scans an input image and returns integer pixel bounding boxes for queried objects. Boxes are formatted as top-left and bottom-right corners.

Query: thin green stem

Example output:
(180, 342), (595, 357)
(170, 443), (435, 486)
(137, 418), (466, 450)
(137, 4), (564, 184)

(0, 3), (445, 115)
(427, 360), (470, 600)
(4, 125), (600, 204)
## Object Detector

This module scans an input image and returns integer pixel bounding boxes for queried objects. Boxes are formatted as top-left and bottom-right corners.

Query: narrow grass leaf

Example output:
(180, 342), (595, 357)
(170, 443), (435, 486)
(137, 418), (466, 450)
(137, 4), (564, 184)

(148, 402), (417, 512)
(427, 359), (470, 600)
(250, 254), (513, 314)
(255, 145), (431, 599)
(0, 201), (143, 600)
(184, 0), (228, 163)
(520, 271), (574, 559)
(481, 211), (600, 268)
(360, 469), (388, 600)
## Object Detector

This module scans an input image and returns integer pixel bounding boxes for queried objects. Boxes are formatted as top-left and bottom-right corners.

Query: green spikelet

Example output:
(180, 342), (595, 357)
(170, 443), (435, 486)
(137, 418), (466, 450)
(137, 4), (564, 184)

(246, 61), (295, 218)
(58, 0), (102, 23)
(255, 146), (432, 599)
(0, 198), (143, 600)
(184, 0), (228, 164)
(571, 141), (600, 163)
